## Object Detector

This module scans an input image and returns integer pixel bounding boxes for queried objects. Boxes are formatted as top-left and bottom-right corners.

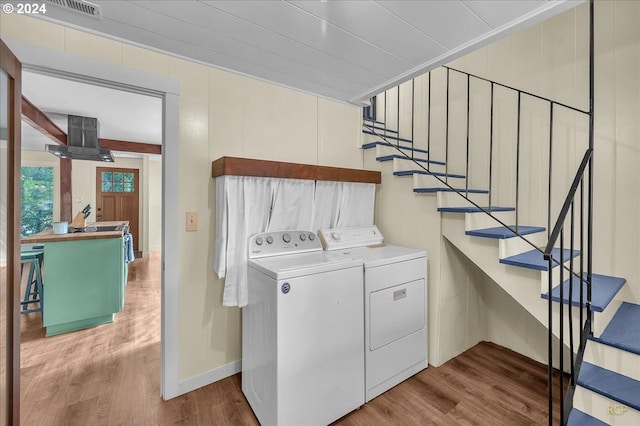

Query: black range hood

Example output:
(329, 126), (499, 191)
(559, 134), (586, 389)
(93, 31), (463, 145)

(46, 115), (114, 162)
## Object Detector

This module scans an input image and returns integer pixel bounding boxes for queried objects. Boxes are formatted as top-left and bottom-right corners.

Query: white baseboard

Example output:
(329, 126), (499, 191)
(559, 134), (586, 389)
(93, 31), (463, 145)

(177, 359), (242, 396)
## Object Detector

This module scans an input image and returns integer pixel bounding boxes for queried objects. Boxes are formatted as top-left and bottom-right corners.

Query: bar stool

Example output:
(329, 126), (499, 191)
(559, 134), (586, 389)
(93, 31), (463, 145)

(20, 248), (44, 315)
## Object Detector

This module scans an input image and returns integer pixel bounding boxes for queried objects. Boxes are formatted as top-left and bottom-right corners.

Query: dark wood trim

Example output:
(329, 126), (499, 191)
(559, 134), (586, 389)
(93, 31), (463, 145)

(1, 37), (22, 426)
(100, 138), (162, 155)
(21, 95), (66, 145)
(212, 156), (381, 184)
(60, 159), (72, 222)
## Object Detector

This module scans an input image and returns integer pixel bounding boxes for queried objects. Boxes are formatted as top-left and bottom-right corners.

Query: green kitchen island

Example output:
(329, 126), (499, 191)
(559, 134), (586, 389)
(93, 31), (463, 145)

(22, 221), (129, 336)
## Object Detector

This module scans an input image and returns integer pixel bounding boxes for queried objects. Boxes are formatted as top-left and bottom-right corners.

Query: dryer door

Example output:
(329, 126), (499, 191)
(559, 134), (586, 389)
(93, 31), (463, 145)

(369, 278), (425, 350)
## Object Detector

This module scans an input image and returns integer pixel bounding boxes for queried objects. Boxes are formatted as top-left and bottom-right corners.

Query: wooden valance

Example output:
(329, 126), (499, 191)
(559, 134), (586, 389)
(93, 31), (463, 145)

(211, 156), (381, 184)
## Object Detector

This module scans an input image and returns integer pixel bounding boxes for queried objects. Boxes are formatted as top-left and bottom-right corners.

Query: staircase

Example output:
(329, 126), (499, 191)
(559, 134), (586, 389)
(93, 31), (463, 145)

(360, 53), (639, 425)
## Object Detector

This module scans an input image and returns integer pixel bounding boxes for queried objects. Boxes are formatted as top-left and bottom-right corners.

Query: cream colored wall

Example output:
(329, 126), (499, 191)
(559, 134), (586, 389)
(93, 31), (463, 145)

(148, 157), (162, 251)
(372, 1), (640, 366)
(445, 1), (640, 359)
(1, 13), (363, 382)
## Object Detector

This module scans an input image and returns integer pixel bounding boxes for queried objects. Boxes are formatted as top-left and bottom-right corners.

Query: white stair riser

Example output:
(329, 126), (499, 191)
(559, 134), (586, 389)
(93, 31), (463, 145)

(465, 211), (516, 231)
(592, 285), (632, 338)
(585, 340), (640, 382)
(413, 173), (465, 190)
(573, 386), (640, 426)
(436, 191), (488, 208)
(499, 231), (547, 259)
(391, 157), (446, 174)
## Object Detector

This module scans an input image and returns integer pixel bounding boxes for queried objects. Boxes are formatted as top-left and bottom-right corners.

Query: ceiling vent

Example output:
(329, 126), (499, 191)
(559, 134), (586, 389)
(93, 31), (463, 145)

(45, 0), (102, 20)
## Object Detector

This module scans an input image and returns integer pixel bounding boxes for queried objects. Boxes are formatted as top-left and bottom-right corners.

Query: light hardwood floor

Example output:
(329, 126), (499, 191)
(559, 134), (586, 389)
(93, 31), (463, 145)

(20, 252), (563, 425)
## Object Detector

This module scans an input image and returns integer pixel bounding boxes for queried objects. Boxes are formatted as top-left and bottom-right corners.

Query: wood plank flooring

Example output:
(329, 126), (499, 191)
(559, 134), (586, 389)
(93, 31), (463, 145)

(20, 252), (563, 425)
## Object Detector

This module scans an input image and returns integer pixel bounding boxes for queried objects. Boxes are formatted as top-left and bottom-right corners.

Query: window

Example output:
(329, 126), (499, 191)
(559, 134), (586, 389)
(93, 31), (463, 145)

(21, 166), (54, 237)
(102, 171), (135, 193)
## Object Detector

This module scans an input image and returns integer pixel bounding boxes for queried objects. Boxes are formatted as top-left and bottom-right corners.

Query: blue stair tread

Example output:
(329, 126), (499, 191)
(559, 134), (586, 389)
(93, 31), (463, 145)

(541, 273), (626, 312)
(499, 248), (579, 271)
(363, 118), (385, 126)
(361, 141), (429, 155)
(578, 362), (640, 412)
(378, 155), (446, 167)
(438, 206), (515, 213)
(363, 124), (398, 134)
(362, 129), (412, 143)
(395, 170), (465, 179)
(466, 225), (545, 239)
(567, 409), (608, 426)
(415, 188), (488, 194)
(590, 302), (640, 355)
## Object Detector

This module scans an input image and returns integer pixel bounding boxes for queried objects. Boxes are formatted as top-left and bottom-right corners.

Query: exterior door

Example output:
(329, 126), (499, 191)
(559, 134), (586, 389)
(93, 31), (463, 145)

(1, 39), (22, 426)
(96, 167), (140, 256)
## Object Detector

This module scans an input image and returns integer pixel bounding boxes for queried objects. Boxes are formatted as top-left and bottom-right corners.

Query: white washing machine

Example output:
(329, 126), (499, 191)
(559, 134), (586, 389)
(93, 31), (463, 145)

(243, 230), (365, 426)
(320, 225), (428, 402)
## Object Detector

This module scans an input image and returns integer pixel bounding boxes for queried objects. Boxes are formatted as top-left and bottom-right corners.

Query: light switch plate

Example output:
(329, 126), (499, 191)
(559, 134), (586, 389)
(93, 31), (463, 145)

(186, 211), (198, 231)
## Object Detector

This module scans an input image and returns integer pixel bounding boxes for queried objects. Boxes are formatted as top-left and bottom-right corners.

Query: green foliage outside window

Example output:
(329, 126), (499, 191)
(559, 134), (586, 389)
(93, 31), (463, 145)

(21, 166), (53, 238)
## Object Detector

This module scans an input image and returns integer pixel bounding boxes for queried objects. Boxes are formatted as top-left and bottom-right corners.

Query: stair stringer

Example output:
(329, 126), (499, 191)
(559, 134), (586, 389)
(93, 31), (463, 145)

(441, 212), (583, 354)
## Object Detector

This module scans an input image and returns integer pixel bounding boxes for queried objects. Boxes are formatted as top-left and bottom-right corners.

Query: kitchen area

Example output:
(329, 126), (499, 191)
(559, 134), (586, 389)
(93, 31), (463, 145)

(21, 216), (132, 337)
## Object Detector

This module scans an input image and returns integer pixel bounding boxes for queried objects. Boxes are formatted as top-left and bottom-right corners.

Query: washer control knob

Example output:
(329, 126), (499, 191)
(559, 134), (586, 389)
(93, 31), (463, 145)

(331, 232), (341, 241)
(282, 233), (291, 243)
(266, 235), (274, 244)
(299, 233), (306, 241)
(255, 237), (263, 246)
(308, 233), (315, 241)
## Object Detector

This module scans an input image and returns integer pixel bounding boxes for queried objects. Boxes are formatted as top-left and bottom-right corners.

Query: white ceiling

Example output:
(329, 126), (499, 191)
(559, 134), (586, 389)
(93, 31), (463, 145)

(15, 0), (582, 154)
(21, 70), (162, 153)
(33, 0), (582, 105)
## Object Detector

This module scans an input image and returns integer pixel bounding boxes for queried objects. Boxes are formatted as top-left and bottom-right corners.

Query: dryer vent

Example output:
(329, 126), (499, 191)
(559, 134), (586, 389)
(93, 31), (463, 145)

(45, 0), (102, 20)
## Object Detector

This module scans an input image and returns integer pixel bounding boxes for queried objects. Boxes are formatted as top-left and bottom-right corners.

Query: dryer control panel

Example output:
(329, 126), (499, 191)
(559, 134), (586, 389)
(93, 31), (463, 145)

(249, 230), (321, 259)
(320, 225), (384, 251)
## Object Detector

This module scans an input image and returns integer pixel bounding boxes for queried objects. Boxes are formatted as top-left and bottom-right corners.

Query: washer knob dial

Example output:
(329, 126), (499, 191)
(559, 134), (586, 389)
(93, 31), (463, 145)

(299, 233), (306, 241)
(266, 236), (274, 244)
(308, 233), (315, 241)
(255, 237), (263, 246)
(282, 233), (291, 243)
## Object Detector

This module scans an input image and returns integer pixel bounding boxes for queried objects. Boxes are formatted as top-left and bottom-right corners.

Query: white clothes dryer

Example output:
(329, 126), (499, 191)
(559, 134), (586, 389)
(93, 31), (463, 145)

(243, 230), (364, 426)
(320, 225), (428, 402)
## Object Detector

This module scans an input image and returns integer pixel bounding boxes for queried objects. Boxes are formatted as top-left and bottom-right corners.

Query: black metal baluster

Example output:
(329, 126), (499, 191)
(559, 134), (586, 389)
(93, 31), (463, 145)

(489, 83), (494, 211)
(411, 78), (415, 159)
(548, 103), (554, 240)
(569, 202), (575, 385)
(445, 68), (450, 183)
(516, 92), (522, 233)
(465, 75), (470, 195)
(559, 228), (565, 424)
(427, 72), (432, 164)
(396, 84), (401, 148)
(580, 179), (585, 333)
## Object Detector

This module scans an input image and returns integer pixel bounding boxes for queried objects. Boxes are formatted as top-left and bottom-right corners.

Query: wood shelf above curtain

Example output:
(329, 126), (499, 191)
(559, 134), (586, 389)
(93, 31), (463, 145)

(211, 156), (381, 184)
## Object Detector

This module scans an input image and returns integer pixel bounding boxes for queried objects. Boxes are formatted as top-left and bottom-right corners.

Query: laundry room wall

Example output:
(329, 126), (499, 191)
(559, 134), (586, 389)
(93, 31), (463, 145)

(1, 13), (364, 386)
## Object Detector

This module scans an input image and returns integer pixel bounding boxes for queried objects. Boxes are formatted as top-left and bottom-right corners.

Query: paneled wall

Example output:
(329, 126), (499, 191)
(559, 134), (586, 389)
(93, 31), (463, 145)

(373, 1), (640, 365)
(1, 13), (363, 383)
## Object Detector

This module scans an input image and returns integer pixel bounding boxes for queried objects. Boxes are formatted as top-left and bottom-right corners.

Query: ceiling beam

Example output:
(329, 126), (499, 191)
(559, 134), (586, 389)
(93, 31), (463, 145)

(100, 138), (162, 155)
(20, 95), (162, 155)
(21, 95), (66, 145)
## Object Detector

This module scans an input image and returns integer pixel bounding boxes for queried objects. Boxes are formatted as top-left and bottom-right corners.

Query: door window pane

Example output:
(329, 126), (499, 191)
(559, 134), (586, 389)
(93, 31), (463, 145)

(124, 172), (133, 183)
(124, 183), (134, 192)
(21, 166), (54, 237)
(113, 182), (124, 192)
(102, 171), (112, 182)
(113, 172), (123, 182)
(102, 181), (112, 192)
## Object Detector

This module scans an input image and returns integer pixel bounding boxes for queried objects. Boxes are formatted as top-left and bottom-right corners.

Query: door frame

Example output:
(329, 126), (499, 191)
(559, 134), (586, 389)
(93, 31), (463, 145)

(4, 40), (182, 399)
(96, 166), (140, 254)
(1, 39), (22, 426)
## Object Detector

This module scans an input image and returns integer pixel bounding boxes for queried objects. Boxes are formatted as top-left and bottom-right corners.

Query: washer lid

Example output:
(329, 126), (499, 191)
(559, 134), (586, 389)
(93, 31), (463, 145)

(338, 244), (426, 268)
(248, 251), (362, 280)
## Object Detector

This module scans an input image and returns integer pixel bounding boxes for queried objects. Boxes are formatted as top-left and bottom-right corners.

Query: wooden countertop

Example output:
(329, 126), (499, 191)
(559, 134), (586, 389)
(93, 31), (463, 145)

(22, 221), (129, 244)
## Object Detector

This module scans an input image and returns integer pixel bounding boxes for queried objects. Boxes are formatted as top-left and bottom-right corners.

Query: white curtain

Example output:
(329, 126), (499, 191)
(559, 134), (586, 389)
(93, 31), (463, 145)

(214, 176), (376, 307)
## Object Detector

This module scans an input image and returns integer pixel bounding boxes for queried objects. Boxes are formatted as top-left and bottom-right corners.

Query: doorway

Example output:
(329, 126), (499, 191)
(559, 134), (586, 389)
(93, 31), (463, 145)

(4, 39), (182, 412)
(96, 167), (140, 256)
